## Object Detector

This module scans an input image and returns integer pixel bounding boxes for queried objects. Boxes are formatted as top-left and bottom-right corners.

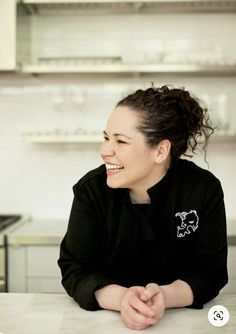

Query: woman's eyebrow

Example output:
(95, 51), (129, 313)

(103, 130), (131, 139)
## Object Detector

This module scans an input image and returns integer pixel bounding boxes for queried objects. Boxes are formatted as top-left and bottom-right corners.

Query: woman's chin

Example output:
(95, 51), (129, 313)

(106, 177), (124, 189)
(106, 180), (119, 188)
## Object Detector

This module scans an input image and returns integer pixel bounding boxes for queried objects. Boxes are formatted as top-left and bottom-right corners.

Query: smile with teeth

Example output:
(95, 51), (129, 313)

(106, 163), (124, 175)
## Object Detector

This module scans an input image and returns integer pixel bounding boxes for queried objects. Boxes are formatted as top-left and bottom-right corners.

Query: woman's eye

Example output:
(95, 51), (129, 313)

(103, 136), (109, 141)
(117, 140), (127, 144)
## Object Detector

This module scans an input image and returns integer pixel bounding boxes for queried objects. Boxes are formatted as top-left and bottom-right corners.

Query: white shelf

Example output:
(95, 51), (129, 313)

(210, 134), (236, 144)
(23, 133), (236, 144)
(20, 63), (236, 75)
(23, 133), (103, 144)
(18, 0), (236, 17)
(22, 0), (191, 2)
(19, 0), (236, 11)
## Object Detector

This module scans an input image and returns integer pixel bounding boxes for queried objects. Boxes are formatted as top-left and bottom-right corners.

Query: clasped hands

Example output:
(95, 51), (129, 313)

(119, 283), (165, 330)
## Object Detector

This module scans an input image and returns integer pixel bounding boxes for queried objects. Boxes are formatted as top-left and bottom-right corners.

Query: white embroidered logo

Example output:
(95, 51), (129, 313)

(175, 210), (199, 238)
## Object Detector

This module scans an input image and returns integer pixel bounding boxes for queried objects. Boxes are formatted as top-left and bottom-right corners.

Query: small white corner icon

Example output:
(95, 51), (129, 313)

(208, 305), (230, 327)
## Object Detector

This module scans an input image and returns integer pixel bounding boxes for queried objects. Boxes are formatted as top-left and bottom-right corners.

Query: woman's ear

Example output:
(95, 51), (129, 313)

(154, 140), (171, 163)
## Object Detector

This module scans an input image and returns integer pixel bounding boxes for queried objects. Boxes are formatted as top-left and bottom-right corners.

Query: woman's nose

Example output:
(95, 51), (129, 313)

(100, 140), (115, 158)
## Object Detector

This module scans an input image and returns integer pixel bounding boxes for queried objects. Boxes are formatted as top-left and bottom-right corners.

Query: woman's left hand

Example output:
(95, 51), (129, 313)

(140, 283), (166, 325)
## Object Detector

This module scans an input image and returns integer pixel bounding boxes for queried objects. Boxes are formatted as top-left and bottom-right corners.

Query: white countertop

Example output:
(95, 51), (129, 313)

(0, 215), (30, 246)
(0, 293), (235, 334)
(7, 219), (67, 245)
(6, 218), (236, 246)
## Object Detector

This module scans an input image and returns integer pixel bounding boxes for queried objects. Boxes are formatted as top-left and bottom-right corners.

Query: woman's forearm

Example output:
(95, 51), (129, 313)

(95, 284), (128, 311)
(160, 279), (193, 308)
(95, 279), (193, 311)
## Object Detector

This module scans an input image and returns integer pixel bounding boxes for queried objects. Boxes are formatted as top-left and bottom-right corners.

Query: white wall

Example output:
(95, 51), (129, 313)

(0, 11), (236, 222)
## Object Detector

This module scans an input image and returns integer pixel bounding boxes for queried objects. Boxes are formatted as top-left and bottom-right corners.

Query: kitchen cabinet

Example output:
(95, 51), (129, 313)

(7, 219), (67, 293)
(16, 0), (236, 75)
(0, 0), (16, 70)
(8, 245), (64, 293)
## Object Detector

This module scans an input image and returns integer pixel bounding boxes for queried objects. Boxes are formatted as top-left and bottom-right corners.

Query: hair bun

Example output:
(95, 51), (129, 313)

(116, 85), (213, 162)
(161, 87), (204, 138)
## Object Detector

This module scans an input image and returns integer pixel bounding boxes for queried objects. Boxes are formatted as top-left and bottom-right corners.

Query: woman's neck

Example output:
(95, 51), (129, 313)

(129, 190), (151, 204)
(129, 163), (170, 204)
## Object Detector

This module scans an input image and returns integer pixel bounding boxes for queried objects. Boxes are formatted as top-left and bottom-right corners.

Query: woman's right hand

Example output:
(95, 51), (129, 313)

(119, 286), (158, 330)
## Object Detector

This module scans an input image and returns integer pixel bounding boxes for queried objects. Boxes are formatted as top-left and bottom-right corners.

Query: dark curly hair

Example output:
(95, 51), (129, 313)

(116, 85), (214, 163)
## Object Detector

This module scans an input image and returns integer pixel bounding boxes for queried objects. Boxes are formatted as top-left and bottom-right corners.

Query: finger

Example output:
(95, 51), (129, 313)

(148, 293), (165, 322)
(146, 299), (153, 306)
(122, 304), (155, 329)
(140, 283), (160, 302)
(121, 314), (150, 331)
(151, 292), (165, 312)
(129, 293), (155, 318)
(123, 316), (155, 330)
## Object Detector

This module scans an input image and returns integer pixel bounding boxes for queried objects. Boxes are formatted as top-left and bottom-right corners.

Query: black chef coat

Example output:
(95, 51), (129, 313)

(58, 159), (228, 311)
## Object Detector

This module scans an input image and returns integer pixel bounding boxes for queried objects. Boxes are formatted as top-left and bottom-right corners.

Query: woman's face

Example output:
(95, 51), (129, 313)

(100, 106), (159, 192)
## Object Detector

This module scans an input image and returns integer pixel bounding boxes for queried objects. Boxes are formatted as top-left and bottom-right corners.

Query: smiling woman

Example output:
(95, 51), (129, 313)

(58, 85), (228, 330)
(101, 106), (171, 203)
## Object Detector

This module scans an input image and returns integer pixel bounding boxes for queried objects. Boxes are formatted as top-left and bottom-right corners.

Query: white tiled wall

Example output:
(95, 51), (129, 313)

(0, 75), (236, 221)
(1, 11), (236, 223)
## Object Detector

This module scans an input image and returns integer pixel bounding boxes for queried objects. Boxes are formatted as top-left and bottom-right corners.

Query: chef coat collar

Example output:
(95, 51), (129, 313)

(147, 162), (175, 199)
(121, 159), (179, 204)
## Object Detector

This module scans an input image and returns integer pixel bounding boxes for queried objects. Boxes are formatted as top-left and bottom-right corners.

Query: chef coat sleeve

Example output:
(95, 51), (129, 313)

(179, 177), (228, 309)
(58, 183), (116, 311)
